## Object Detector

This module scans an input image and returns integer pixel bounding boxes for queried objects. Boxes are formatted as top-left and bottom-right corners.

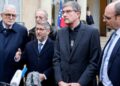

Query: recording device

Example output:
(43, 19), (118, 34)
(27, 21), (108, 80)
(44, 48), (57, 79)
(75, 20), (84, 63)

(26, 71), (42, 86)
(10, 65), (27, 86)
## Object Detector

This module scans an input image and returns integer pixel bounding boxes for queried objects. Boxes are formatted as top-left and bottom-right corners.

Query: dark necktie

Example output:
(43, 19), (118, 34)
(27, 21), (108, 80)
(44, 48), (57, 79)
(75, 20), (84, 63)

(38, 43), (43, 53)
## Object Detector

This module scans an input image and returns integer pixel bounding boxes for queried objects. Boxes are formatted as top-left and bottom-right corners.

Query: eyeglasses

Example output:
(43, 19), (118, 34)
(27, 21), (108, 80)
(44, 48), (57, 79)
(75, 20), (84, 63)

(62, 10), (76, 14)
(4, 13), (17, 18)
(36, 28), (46, 31)
(35, 16), (46, 20)
(103, 15), (113, 20)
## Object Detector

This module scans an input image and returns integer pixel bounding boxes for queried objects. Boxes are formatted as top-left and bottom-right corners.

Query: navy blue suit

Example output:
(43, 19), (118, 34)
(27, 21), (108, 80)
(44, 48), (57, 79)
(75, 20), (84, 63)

(0, 21), (28, 83)
(21, 38), (55, 86)
(98, 36), (120, 86)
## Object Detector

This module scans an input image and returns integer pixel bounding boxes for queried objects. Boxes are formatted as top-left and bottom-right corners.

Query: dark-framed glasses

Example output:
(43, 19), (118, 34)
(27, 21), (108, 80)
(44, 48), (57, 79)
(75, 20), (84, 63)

(35, 16), (45, 20)
(4, 13), (17, 17)
(62, 10), (76, 14)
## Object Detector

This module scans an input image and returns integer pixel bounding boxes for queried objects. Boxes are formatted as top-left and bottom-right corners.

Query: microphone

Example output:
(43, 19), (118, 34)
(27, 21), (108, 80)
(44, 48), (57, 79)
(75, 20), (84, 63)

(26, 71), (42, 86)
(10, 65), (27, 86)
(21, 65), (27, 78)
(10, 70), (22, 86)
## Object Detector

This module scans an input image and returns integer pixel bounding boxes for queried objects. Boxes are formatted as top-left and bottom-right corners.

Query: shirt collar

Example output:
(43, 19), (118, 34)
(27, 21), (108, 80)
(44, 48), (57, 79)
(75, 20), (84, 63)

(2, 21), (13, 29)
(115, 28), (120, 37)
(38, 38), (47, 45)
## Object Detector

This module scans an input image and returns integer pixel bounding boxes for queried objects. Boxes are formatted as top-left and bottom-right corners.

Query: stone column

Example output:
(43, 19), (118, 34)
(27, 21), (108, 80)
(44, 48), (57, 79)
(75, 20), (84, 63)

(40, 0), (52, 25)
(77, 0), (87, 21)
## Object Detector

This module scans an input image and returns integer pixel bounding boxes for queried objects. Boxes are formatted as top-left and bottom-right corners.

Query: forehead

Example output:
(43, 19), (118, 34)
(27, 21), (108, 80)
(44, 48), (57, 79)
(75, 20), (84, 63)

(104, 4), (115, 16)
(4, 7), (16, 14)
(36, 11), (45, 16)
(63, 6), (73, 11)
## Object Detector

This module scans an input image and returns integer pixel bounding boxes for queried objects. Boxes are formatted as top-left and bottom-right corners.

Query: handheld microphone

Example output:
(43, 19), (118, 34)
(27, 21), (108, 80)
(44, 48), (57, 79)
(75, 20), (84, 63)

(10, 70), (22, 86)
(10, 64), (27, 86)
(21, 65), (27, 77)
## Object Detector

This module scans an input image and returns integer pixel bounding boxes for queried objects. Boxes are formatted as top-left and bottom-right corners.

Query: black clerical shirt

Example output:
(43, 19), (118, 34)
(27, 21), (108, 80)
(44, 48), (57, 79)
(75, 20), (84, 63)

(68, 23), (81, 51)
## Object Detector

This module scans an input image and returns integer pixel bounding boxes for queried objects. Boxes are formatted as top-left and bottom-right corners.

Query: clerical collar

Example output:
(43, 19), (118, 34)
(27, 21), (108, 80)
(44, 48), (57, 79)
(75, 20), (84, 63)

(2, 21), (13, 29)
(68, 22), (81, 31)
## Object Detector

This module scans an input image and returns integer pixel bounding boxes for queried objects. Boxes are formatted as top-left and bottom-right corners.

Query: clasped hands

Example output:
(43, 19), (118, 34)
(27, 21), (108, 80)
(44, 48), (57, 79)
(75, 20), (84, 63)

(58, 81), (81, 86)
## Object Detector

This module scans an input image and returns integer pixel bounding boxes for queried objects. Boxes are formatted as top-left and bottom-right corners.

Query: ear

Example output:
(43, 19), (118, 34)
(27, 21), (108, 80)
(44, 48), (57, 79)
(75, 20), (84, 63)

(76, 12), (81, 19)
(0, 13), (4, 17)
(47, 29), (50, 35)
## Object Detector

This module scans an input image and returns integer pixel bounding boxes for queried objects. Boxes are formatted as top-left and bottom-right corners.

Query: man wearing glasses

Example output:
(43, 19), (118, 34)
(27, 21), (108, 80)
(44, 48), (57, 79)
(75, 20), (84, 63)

(0, 4), (28, 83)
(53, 1), (101, 86)
(99, 1), (120, 86)
(28, 9), (56, 41)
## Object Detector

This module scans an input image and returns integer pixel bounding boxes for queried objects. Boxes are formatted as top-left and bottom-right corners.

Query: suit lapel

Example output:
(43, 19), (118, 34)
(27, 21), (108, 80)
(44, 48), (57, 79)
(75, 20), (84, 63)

(33, 40), (39, 56)
(62, 29), (71, 56)
(39, 39), (50, 57)
(108, 38), (120, 72)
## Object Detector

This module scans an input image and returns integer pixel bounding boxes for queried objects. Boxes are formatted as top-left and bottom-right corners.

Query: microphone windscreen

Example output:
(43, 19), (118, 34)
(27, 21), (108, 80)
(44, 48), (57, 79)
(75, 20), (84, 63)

(25, 71), (42, 86)
(10, 70), (22, 86)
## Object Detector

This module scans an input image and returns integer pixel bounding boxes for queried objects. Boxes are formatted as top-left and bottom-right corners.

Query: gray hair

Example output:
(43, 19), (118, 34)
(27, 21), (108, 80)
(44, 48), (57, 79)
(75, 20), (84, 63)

(63, 1), (81, 13)
(35, 9), (48, 20)
(36, 22), (50, 30)
(114, 2), (120, 16)
(2, 4), (16, 13)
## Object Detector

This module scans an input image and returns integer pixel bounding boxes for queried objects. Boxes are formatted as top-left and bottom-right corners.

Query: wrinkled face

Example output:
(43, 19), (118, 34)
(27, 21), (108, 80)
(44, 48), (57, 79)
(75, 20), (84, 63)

(103, 6), (118, 29)
(1, 8), (16, 27)
(35, 25), (50, 41)
(35, 11), (47, 24)
(62, 6), (80, 24)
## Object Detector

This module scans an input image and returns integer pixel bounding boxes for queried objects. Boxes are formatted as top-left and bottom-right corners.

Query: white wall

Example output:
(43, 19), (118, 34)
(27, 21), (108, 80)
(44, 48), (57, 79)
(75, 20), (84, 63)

(22, 0), (40, 29)
(77, 0), (87, 21)
(41, 0), (52, 25)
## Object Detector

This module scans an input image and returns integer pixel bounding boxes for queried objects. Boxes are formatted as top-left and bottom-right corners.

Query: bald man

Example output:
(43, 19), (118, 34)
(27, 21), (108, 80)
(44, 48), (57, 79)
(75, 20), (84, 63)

(99, 1), (120, 86)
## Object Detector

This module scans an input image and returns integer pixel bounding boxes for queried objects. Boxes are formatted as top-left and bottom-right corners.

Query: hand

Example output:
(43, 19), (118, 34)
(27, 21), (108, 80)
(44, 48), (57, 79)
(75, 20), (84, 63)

(39, 73), (46, 81)
(14, 48), (22, 62)
(70, 83), (81, 86)
(58, 81), (71, 86)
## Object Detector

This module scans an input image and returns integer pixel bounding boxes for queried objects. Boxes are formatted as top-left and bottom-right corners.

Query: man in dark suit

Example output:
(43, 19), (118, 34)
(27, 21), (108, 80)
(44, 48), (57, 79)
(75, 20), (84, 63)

(0, 4), (28, 83)
(16, 22), (55, 86)
(98, 1), (120, 86)
(53, 1), (101, 86)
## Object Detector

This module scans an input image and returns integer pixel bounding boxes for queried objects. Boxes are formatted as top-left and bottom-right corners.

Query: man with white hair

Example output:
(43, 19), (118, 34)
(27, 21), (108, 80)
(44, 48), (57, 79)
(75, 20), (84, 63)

(0, 4), (28, 83)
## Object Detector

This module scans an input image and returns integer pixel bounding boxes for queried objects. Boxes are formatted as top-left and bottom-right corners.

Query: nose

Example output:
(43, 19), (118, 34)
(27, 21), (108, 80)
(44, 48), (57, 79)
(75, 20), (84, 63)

(9, 15), (13, 19)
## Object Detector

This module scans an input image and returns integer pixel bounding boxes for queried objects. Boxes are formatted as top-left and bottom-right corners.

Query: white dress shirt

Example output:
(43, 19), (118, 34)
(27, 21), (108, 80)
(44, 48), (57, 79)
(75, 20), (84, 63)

(100, 29), (120, 86)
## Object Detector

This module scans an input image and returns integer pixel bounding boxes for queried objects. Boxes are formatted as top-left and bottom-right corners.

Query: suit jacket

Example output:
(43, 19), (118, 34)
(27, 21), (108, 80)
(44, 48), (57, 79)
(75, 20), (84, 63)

(22, 38), (55, 86)
(98, 34), (120, 86)
(53, 23), (101, 86)
(0, 21), (28, 83)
